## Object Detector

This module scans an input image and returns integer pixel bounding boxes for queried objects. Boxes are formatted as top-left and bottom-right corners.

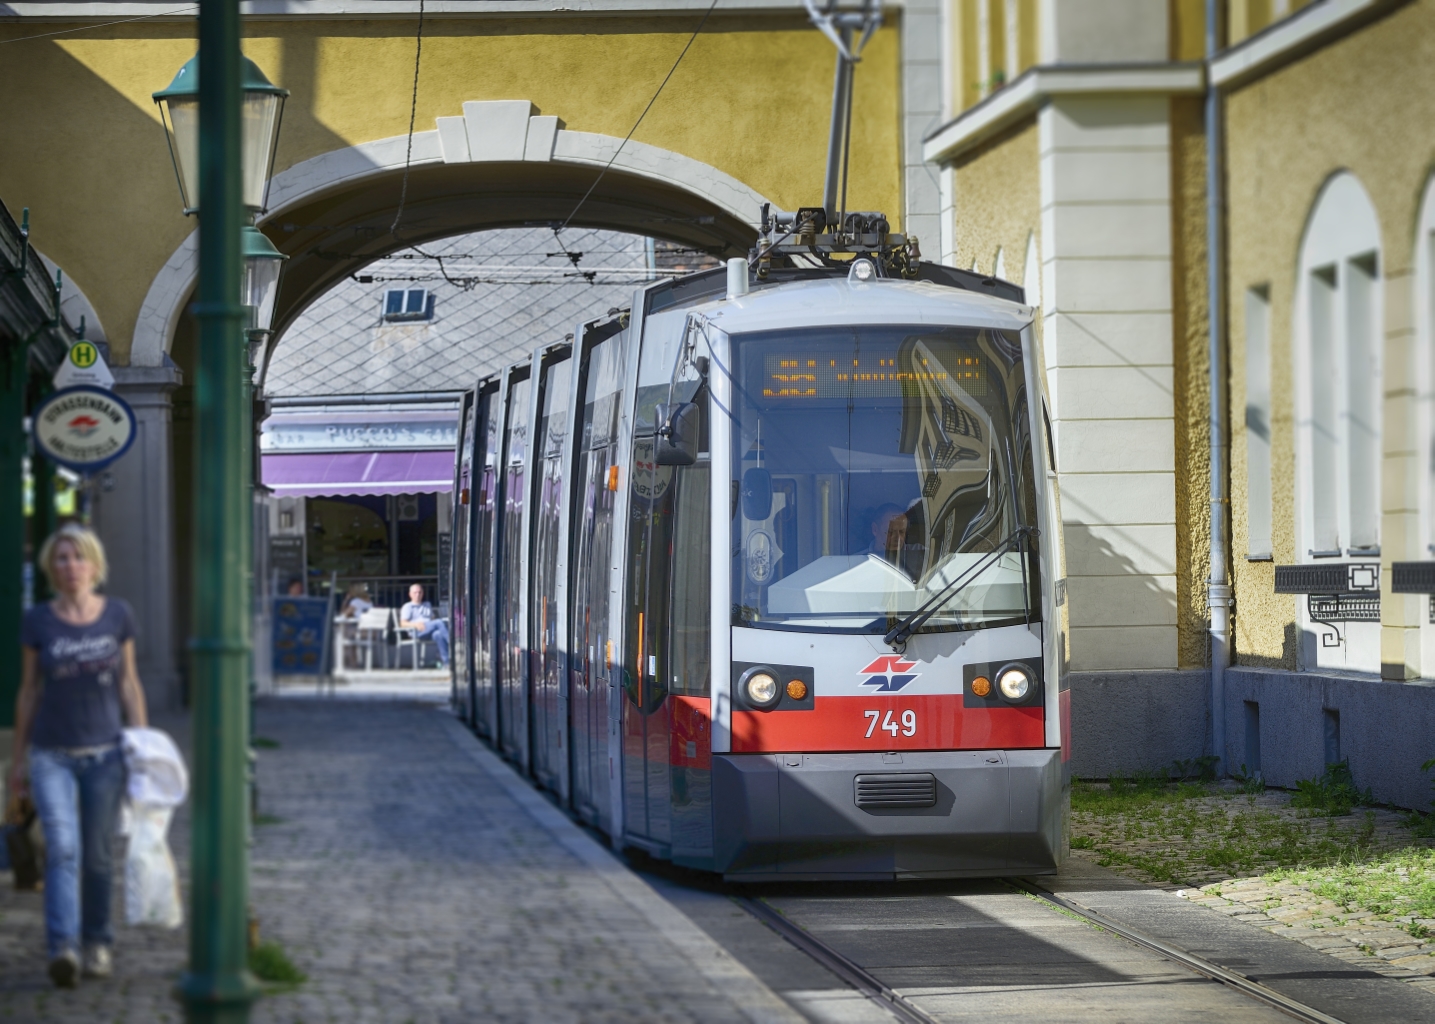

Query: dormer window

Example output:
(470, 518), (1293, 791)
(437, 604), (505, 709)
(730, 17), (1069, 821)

(383, 288), (434, 322)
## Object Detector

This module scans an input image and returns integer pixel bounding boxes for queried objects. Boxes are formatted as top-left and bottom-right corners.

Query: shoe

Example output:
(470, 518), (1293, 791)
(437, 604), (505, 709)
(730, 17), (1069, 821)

(82, 945), (112, 978)
(48, 949), (79, 988)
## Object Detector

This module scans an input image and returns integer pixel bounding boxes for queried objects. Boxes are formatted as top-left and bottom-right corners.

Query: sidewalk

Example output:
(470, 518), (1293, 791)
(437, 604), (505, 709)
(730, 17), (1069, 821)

(0, 700), (799, 1024)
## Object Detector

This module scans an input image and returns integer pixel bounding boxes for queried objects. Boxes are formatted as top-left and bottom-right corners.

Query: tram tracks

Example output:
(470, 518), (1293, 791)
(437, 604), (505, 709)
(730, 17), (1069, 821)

(737, 895), (943, 1024)
(737, 881), (1351, 1024)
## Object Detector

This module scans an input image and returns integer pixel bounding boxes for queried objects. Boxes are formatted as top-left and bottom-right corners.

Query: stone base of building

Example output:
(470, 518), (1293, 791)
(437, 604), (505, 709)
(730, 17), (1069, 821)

(1068, 669), (1211, 780)
(1224, 668), (1435, 813)
(1068, 667), (1435, 812)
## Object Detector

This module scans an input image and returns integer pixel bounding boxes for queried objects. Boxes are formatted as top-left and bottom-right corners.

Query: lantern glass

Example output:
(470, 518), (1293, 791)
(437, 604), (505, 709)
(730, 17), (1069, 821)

(160, 95), (201, 214)
(241, 90), (285, 213)
(244, 252), (283, 334)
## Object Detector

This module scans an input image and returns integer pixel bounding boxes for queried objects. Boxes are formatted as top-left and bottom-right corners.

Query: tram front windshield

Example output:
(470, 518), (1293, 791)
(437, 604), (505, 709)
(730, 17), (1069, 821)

(729, 324), (1039, 635)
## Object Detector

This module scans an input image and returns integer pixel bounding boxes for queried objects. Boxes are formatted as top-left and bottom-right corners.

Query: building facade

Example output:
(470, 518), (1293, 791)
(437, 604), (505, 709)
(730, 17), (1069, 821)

(926, 0), (1435, 805)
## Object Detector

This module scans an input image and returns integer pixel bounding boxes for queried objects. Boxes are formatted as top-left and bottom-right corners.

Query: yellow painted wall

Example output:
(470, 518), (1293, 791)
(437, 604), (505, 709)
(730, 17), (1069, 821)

(949, 118), (1039, 280)
(0, 14), (902, 364)
(948, 0), (1041, 115)
(1170, 96), (1213, 668)
(1223, 0), (1435, 668)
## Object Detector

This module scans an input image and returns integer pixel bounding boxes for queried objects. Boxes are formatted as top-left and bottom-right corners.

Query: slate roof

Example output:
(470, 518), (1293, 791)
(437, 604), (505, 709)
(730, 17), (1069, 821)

(265, 227), (659, 398)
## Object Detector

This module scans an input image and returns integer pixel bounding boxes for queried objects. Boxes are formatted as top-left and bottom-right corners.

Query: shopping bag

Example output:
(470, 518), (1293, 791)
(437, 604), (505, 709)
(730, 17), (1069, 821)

(121, 728), (188, 807)
(124, 801), (182, 928)
(4, 796), (44, 892)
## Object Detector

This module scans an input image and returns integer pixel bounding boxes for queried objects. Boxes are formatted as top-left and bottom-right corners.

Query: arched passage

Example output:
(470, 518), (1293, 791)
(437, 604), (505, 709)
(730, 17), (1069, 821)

(134, 112), (778, 366)
(153, 118), (776, 696)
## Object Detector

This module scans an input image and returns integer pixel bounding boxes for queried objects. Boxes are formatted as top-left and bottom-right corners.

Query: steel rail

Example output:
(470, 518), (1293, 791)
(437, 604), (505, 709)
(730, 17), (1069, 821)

(1011, 881), (1349, 1024)
(736, 896), (942, 1024)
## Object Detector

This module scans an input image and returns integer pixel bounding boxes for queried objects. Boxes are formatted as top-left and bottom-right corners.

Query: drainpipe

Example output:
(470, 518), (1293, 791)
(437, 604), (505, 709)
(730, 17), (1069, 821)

(1205, 0), (1232, 777)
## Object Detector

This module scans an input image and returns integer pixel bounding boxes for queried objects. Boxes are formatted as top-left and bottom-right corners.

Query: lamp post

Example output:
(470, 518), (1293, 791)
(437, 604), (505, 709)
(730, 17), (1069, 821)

(153, 10), (287, 1021)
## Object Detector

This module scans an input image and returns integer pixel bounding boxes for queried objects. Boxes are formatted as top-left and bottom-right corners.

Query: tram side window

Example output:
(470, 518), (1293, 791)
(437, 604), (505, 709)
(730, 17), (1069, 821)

(624, 381), (704, 710)
(669, 463), (710, 697)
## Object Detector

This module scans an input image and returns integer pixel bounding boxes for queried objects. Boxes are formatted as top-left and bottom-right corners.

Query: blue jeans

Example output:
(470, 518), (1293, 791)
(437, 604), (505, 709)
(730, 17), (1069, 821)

(417, 620), (450, 665)
(29, 745), (126, 957)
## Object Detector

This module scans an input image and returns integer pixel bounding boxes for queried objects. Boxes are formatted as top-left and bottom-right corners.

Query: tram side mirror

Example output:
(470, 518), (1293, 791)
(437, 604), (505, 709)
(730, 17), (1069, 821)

(741, 467), (772, 521)
(655, 402), (699, 466)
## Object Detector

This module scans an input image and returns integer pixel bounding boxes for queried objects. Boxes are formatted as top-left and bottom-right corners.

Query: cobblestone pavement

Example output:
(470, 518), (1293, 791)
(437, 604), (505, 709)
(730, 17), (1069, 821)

(1177, 878), (1435, 995)
(1069, 786), (1435, 999)
(0, 700), (798, 1024)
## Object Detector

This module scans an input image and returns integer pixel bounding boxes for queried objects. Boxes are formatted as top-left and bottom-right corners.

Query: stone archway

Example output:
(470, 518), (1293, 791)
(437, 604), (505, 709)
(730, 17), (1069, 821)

(132, 101), (778, 366)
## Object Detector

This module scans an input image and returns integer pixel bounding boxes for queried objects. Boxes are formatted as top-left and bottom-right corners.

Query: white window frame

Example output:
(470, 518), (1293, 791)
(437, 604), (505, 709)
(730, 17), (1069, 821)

(382, 287), (433, 322)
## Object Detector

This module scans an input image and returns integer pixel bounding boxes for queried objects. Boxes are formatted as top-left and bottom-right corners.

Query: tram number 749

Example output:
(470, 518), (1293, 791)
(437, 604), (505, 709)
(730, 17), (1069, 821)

(864, 709), (917, 739)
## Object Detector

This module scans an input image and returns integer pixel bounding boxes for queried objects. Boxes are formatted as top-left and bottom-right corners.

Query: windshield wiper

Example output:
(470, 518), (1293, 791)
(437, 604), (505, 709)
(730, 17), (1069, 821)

(883, 524), (1038, 652)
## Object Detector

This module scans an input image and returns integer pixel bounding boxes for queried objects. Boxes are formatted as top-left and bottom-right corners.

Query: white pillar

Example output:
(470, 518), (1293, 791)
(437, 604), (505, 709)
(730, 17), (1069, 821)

(1040, 95), (1178, 671)
(93, 362), (183, 709)
(902, 0), (944, 251)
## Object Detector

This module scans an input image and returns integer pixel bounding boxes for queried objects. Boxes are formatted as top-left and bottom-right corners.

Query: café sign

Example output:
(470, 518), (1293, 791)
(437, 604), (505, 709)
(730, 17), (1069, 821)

(260, 419), (458, 452)
(32, 386), (137, 471)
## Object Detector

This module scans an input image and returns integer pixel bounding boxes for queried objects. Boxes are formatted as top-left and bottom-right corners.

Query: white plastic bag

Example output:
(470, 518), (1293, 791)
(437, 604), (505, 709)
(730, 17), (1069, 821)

(124, 802), (182, 928)
(122, 728), (189, 808)
(121, 728), (186, 929)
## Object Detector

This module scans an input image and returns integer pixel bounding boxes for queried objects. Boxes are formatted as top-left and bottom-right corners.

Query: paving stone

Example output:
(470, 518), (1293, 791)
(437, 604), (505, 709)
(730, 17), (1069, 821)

(0, 701), (795, 1024)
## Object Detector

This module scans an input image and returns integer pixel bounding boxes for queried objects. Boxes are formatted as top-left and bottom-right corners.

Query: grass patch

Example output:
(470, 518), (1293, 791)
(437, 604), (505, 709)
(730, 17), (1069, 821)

(1267, 847), (1435, 923)
(253, 814), (285, 827)
(251, 737), (281, 750)
(250, 941), (306, 989)
(1071, 777), (1394, 886)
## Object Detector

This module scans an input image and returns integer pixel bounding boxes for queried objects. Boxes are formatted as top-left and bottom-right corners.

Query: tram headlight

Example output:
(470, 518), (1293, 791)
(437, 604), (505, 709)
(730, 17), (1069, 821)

(996, 665), (1031, 703)
(742, 668), (780, 708)
(747, 672), (778, 704)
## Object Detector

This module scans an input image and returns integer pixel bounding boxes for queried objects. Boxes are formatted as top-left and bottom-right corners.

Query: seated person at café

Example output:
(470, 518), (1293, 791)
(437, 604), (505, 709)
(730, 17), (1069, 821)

(398, 583), (449, 668)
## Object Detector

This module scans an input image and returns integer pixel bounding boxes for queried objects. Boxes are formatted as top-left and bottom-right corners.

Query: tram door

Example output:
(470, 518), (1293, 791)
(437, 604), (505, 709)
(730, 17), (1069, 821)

(621, 382), (711, 850)
(472, 381), (503, 742)
(450, 390), (476, 725)
(568, 331), (623, 832)
(530, 353), (571, 796)
(497, 368), (532, 769)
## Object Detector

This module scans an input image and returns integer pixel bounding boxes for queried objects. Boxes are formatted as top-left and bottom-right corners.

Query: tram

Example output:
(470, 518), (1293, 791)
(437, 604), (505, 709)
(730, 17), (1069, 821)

(444, 0), (1067, 880)
(446, 205), (1071, 879)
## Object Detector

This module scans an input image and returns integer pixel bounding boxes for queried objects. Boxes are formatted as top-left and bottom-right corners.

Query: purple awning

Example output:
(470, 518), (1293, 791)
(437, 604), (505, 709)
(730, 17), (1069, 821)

(261, 451), (454, 498)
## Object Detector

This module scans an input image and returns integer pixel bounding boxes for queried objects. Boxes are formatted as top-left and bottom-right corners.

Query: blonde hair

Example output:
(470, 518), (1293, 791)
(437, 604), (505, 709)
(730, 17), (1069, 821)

(39, 524), (108, 588)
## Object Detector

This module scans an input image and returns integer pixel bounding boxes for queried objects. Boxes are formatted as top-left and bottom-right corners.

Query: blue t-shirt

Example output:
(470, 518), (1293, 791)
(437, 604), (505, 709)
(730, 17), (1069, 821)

(22, 598), (135, 750)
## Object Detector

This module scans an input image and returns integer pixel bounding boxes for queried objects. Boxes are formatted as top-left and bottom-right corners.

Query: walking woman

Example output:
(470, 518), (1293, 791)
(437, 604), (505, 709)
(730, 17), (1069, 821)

(6, 524), (148, 987)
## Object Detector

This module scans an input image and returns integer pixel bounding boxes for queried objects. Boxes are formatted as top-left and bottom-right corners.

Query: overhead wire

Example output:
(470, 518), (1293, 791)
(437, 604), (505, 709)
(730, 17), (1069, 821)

(388, 0), (426, 239)
(550, 0), (721, 260)
(0, 6), (198, 44)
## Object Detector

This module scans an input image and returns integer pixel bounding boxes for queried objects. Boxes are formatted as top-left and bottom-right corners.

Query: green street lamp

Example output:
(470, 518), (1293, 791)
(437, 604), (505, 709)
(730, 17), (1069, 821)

(154, 17), (287, 1023)
(241, 224), (287, 342)
(154, 54), (289, 217)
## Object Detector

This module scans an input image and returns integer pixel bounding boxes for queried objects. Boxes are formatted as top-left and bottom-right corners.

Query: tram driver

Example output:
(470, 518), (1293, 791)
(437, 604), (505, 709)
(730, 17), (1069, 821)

(861, 504), (909, 565)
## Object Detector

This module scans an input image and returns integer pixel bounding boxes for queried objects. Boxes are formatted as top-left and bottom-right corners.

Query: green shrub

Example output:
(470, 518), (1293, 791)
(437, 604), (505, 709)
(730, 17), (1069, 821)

(1233, 763), (1266, 795)
(250, 941), (306, 988)
(1289, 760), (1372, 816)
(1170, 756), (1221, 783)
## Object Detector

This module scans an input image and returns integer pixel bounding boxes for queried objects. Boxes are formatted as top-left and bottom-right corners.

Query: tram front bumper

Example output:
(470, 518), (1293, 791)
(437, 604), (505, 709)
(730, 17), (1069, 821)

(713, 748), (1065, 881)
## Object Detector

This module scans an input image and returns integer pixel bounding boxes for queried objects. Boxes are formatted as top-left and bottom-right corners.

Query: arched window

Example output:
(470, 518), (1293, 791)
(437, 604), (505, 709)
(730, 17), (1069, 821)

(1293, 171), (1382, 672)
(1295, 173), (1382, 559)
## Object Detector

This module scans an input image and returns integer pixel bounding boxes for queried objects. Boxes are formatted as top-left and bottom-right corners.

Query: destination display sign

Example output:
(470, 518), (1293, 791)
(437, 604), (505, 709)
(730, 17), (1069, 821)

(761, 349), (983, 399)
(32, 386), (137, 472)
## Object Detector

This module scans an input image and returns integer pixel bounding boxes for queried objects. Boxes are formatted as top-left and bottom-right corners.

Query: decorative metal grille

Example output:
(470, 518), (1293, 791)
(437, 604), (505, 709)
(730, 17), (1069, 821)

(1308, 594), (1380, 623)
